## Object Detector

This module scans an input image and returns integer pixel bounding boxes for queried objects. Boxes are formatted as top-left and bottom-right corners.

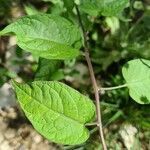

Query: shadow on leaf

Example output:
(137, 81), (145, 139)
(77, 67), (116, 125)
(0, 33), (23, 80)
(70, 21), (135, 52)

(140, 96), (149, 104)
(140, 59), (150, 69)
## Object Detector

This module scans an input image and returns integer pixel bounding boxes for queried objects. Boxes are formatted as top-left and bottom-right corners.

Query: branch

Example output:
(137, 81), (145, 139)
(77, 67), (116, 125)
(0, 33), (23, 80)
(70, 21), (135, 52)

(75, 4), (107, 150)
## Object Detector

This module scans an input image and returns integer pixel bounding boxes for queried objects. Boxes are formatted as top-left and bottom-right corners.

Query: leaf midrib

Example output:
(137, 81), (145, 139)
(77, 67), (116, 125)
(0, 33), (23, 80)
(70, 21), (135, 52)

(17, 36), (72, 47)
(15, 84), (85, 126)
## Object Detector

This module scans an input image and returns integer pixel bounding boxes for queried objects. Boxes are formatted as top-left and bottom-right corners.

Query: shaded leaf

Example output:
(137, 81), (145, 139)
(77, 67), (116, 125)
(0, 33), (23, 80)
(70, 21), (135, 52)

(35, 58), (64, 81)
(63, 0), (74, 11)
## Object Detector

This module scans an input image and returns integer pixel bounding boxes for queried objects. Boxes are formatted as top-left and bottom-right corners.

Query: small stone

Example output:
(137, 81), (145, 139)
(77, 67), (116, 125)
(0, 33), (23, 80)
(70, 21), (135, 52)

(4, 129), (15, 139)
(0, 109), (8, 117)
(18, 125), (30, 139)
(0, 141), (12, 150)
(33, 134), (42, 144)
(7, 107), (17, 119)
(31, 142), (50, 150)
(119, 124), (137, 150)
(0, 119), (8, 130)
(0, 134), (4, 143)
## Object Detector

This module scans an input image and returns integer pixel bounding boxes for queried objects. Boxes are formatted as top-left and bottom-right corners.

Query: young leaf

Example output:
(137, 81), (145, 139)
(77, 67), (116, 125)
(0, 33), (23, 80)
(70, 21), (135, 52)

(122, 59), (150, 104)
(0, 14), (82, 60)
(80, 0), (129, 17)
(12, 81), (96, 145)
(35, 58), (64, 81)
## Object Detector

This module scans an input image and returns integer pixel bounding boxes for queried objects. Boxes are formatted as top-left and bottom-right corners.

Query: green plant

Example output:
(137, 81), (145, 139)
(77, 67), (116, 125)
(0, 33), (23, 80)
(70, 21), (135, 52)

(0, 0), (150, 149)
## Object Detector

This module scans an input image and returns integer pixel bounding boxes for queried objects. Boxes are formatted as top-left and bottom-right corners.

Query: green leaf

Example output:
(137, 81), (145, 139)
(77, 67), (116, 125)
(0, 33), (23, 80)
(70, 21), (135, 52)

(12, 81), (96, 145)
(80, 0), (129, 16)
(105, 16), (120, 34)
(0, 14), (82, 60)
(35, 58), (64, 81)
(24, 5), (40, 15)
(100, 0), (129, 16)
(63, 0), (74, 11)
(80, 0), (100, 16)
(122, 59), (150, 104)
(43, 0), (63, 5)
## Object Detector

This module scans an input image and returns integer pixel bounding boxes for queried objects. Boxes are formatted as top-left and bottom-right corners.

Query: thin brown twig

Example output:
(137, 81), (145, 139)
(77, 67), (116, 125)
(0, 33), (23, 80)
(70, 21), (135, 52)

(75, 4), (107, 150)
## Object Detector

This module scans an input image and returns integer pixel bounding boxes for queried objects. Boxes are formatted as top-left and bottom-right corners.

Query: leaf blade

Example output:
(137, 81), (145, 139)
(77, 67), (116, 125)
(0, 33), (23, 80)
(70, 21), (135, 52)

(35, 58), (64, 81)
(12, 81), (96, 145)
(80, 0), (129, 17)
(122, 59), (150, 104)
(0, 14), (82, 60)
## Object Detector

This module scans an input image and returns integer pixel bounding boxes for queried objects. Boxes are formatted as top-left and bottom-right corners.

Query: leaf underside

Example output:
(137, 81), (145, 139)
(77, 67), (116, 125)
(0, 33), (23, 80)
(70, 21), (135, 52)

(122, 59), (150, 104)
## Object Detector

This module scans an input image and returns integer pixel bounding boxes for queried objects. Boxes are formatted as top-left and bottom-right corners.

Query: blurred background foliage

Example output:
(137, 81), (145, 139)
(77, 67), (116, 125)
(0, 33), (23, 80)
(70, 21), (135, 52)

(0, 0), (150, 149)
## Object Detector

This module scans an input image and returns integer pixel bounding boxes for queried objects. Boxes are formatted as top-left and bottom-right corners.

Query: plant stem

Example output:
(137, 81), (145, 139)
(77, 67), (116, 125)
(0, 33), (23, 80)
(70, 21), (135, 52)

(85, 122), (97, 126)
(100, 84), (128, 91)
(75, 4), (107, 150)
